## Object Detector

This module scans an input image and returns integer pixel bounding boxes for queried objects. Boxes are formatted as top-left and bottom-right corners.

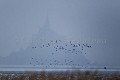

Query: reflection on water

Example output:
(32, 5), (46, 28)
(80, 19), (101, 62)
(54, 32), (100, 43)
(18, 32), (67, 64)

(0, 65), (120, 72)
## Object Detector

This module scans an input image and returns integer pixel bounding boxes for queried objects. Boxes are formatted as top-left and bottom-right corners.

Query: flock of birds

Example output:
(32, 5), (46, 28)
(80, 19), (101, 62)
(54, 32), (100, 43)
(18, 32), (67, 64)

(29, 39), (107, 69)
(32, 40), (91, 54)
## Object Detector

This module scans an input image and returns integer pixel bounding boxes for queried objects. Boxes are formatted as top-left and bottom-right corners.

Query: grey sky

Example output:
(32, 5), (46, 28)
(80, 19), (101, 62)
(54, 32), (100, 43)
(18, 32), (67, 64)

(0, 0), (120, 66)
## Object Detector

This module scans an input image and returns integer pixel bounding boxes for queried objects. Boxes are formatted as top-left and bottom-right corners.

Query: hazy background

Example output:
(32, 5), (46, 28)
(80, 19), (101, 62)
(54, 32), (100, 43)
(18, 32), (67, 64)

(0, 0), (120, 66)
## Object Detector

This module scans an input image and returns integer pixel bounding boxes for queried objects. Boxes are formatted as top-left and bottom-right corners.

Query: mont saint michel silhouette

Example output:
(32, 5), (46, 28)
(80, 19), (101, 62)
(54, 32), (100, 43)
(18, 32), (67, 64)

(0, 16), (92, 69)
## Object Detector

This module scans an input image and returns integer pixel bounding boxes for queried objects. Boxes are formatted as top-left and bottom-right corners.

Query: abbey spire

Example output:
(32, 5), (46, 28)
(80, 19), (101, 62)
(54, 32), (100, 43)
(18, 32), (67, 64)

(43, 14), (50, 29)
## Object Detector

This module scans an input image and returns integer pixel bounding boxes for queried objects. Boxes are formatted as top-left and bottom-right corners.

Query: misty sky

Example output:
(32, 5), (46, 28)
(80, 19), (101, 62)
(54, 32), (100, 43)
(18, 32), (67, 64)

(0, 0), (120, 66)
